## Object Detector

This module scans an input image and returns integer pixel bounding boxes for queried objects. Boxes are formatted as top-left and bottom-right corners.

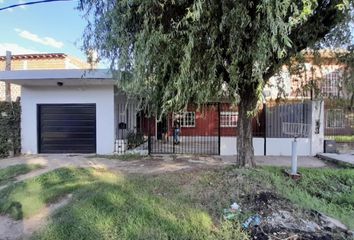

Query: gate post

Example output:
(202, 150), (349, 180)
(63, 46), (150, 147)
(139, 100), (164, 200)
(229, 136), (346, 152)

(218, 103), (221, 155)
(263, 102), (267, 156)
(148, 135), (151, 155)
(310, 100), (324, 155)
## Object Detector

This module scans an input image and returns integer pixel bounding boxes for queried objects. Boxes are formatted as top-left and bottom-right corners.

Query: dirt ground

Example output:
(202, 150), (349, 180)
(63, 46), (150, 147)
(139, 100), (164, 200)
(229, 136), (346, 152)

(0, 154), (328, 192)
(239, 191), (350, 239)
(0, 195), (72, 240)
(0, 154), (327, 177)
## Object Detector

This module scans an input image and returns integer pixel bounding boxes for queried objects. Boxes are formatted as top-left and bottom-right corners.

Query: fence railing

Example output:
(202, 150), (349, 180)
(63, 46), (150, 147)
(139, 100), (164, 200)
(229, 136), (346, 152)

(324, 108), (354, 152)
(265, 101), (312, 138)
(115, 101), (315, 155)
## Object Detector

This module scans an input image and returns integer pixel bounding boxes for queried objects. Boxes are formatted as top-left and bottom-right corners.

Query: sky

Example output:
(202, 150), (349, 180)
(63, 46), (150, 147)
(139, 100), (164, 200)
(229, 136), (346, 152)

(0, 0), (88, 62)
(0, 0), (353, 63)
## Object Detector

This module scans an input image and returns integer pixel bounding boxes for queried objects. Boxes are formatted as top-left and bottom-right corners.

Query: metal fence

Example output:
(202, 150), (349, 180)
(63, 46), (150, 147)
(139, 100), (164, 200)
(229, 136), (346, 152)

(324, 107), (354, 153)
(114, 101), (314, 155)
(266, 101), (312, 138)
(148, 104), (220, 155)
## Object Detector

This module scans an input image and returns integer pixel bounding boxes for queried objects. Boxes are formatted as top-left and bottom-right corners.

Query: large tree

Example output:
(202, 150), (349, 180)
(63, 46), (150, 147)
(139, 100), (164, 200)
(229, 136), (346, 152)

(79, 0), (353, 167)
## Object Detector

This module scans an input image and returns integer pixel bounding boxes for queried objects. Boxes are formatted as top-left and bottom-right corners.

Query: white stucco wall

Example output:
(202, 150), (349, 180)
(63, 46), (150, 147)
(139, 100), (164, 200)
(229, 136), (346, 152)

(220, 137), (310, 156)
(220, 137), (237, 155)
(310, 101), (324, 155)
(266, 138), (310, 156)
(21, 85), (115, 154)
(220, 137), (265, 156)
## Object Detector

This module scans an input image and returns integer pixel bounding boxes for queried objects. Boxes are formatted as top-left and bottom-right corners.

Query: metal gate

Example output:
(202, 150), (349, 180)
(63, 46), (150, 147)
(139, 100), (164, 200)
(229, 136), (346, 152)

(324, 106), (354, 153)
(148, 104), (221, 155)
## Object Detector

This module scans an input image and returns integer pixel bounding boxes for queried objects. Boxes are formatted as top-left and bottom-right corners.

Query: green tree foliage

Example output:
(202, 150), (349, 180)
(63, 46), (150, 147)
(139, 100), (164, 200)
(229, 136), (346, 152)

(79, 0), (353, 166)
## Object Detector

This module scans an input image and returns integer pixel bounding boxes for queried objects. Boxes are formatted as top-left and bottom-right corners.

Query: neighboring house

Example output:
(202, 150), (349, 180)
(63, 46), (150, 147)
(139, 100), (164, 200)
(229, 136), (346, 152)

(0, 53), (93, 101)
(263, 50), (354, 143)
(264, 50), (349, 100)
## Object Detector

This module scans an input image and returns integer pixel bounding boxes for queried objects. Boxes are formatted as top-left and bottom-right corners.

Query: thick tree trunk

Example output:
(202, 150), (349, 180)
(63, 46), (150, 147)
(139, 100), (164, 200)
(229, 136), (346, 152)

(237, 96), (257, 167)
(350, 93), (354, 111)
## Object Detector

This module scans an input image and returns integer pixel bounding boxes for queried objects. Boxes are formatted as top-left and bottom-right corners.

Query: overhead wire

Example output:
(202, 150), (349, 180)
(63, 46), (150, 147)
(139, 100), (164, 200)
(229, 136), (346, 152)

(0, 0), (73, 11)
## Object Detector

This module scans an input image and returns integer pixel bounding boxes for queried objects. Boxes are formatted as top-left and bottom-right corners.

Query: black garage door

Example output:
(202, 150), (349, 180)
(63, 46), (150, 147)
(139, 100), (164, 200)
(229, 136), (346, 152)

(38, 104), (96, 153)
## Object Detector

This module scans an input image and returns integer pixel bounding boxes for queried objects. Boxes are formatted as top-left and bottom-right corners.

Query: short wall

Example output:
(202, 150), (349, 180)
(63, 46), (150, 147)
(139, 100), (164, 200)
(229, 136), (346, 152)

(220, 137), (237, 155)
(266, 138), (310, 156)
(253, 138), (265, 156)
(21, 85), (115, 154)
(221, 137), (265, 156)
(220, 137), (311, 156)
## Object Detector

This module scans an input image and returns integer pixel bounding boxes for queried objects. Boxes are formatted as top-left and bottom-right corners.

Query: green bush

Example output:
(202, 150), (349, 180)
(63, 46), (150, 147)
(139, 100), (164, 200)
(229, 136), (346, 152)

(0, 101), (21, 158)
(127, 131), (145, 149)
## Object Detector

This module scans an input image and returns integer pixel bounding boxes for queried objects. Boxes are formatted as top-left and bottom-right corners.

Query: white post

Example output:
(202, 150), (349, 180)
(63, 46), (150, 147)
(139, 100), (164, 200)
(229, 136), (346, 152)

(5, 51), (12, 102)
(291, 138), (298, 175)
(310, 101), (324, 155)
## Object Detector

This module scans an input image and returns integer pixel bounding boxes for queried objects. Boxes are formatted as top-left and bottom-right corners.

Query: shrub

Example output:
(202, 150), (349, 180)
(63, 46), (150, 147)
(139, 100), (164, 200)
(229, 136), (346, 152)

(127, 131), (145, 149)
(0, 101), (21, 158)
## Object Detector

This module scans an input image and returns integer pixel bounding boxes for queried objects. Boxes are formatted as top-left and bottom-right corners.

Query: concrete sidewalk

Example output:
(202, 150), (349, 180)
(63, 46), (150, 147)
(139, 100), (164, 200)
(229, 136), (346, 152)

(317, 153), (354, 166)
(221, 155), (328, 168)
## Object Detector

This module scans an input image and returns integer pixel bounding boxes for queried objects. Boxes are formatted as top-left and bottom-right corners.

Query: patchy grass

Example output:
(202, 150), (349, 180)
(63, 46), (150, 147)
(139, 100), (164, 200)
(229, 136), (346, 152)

(328, 135), (354, 143)
(1, 165), (353, 239)
(0, 164), (43, 185)
(0, 168), (119, 220)
(87, 153), (147, 161)
(5, 167), (248, 240)
(249, 167), (354, 229)
(34, 179), (248, 240)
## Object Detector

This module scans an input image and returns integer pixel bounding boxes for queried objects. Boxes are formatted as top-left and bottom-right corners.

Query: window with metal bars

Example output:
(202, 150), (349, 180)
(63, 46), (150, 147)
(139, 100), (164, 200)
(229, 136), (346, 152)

(177, 112), (196, 127)
(321, 71), (341, 97)
(220, 112), (238, 127)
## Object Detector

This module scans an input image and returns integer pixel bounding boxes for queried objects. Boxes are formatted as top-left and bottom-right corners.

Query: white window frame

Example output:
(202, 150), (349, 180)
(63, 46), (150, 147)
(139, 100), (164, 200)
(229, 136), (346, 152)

(176, 112), (196, 128)
(326, 109), (345, 129)
(322, 71), (340, 97)
(220, 111), (238, 127)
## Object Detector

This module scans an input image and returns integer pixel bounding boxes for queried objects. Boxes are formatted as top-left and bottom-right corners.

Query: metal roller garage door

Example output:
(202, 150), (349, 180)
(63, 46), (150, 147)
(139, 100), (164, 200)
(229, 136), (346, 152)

(38, 104), (96, 153)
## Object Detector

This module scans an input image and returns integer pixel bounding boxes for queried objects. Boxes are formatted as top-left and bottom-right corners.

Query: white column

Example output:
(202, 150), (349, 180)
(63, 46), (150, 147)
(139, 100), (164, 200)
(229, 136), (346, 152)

(310, 100), (325, 155)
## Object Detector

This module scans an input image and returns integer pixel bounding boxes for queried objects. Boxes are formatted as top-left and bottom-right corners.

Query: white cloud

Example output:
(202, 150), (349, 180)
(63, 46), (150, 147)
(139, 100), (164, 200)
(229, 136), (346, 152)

(0, 43), (38, 55)
(14, 28), (64, 49)
(0, 0), (4, 3)
(19, 0), (27, 9)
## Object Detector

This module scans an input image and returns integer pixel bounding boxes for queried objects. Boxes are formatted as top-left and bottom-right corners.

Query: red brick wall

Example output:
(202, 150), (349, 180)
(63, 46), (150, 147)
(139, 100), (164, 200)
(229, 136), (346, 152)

(142, 103), (264, 137)
(141, 103), (266, 137)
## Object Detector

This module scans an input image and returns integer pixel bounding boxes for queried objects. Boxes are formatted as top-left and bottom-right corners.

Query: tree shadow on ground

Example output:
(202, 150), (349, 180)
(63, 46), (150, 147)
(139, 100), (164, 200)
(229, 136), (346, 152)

(32, 174), (248, 240)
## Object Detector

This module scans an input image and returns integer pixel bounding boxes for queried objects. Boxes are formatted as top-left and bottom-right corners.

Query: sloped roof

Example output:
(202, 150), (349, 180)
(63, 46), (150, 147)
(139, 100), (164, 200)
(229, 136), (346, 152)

(0, 53), (67, 60)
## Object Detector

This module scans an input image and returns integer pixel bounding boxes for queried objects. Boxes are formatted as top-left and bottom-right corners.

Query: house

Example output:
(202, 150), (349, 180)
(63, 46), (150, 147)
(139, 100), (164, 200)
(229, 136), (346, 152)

(263, 50), (350, 100)
(3, 50), (350, 156)
(0, 53), (93, 101)
(0, 69), (142, 155)
(263, 50), (354, 149)
(0, 67), (325, 156)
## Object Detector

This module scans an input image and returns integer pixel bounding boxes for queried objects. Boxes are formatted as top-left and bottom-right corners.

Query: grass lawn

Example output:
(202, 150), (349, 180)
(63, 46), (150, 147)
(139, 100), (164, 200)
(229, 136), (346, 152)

(0, 165), (353, 239)
(0, 164), (43, 185)
(328, 135), (354, 143)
